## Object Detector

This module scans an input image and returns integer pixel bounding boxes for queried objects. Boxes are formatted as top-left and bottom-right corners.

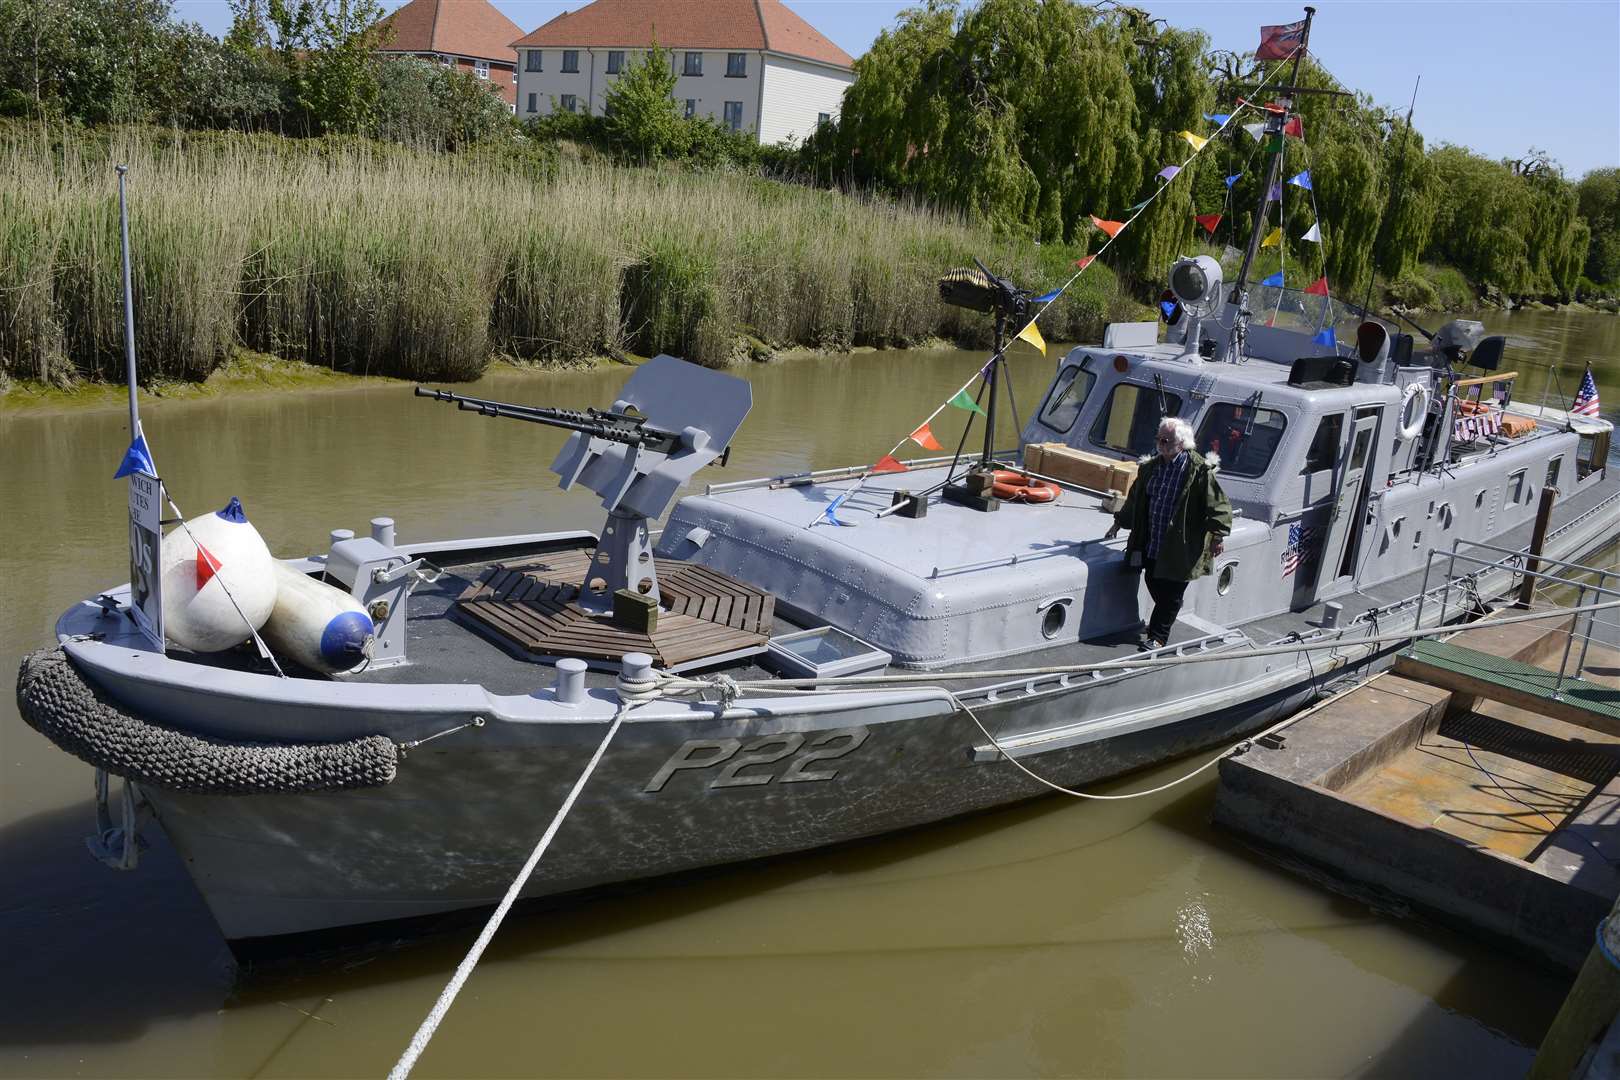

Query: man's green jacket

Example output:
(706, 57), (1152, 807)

(1113, 450), (1233, 582)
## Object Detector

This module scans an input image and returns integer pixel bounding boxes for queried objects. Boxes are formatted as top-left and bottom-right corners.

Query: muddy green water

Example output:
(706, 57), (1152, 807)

(1, 310), (1616, 1078)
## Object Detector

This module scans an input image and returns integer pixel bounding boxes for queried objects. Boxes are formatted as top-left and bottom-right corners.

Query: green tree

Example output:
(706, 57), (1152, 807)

(267, 0), (384, 134)
(602, 41), (682, 162)
(1577, 168), (1620, 286)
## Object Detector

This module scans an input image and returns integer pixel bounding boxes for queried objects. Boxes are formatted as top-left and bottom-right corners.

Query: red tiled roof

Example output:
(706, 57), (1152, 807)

(377, 0), (523, 64)
(512, 0), (854, 69)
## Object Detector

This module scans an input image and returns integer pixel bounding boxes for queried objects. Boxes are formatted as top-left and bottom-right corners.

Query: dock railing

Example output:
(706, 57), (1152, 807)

(1414, 539), (1620, 699)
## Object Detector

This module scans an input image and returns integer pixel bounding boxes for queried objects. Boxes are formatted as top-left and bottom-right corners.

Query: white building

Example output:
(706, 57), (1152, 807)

(511, 0), (854, 146)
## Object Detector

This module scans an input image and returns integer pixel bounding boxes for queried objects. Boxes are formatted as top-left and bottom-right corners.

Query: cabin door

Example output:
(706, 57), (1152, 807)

(1324, 409), (1380, 582)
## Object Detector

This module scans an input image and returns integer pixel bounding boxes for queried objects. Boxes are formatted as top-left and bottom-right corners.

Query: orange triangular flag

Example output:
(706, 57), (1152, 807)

(1074, 255), (1096, 270)
(908, 423), (944, 451)
(1304, 275), (1330, 297)
(1091, 216), (1125, 238)
(871, 455), (908, 474)
(196, 544), (221, 590)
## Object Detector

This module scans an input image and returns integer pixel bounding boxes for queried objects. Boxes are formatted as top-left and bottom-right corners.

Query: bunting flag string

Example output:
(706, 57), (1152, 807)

(1224, 173), (1240, 188)
(818, 59), (1308, 530)
(1287, 169), (1312, 190)
(1157, 165), (1181, 182)
(1304, 274), (1330, 297)
(1203, 112), (1232, 125)
(1242, 122), (1266, 142)
(1261, 270), (1285, 287)
(113, 433), (158, 479)
(1283, 115), (1303, 139)
(1016, 320), (1047, 356)
(1300, 222), (1321, 243)
(1194, 213), (1222, 236)
(1033, 288), (1061, 303)
(1261, 227), (1282, 248)
(908, 423), (944, 451)
(1313, 326), (1336, 348)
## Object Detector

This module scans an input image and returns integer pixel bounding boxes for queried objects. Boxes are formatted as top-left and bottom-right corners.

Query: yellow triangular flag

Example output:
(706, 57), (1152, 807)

(1179, 130), (1208, 151)
(1261, 226), (1282, 248)
(1016, 320), (1046, 356)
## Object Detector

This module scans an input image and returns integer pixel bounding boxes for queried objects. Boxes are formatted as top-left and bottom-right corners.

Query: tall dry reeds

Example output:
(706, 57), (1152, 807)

(0, 124), (1129, 384)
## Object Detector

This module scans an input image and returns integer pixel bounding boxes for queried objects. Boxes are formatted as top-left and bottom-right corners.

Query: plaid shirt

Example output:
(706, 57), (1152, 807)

(1144, 451), (1188, 559)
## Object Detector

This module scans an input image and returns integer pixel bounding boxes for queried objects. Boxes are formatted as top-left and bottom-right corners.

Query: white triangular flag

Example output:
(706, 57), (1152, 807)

(1243, 122), (1266, 141)
(1301, 222), (1321, 243)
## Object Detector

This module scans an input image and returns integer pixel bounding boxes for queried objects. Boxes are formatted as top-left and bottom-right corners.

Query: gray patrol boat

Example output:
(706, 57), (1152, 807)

(19, 96), (1620, 954)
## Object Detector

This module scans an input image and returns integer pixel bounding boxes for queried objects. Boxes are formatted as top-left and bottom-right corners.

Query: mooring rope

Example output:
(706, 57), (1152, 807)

(387, 705), (629, 1080)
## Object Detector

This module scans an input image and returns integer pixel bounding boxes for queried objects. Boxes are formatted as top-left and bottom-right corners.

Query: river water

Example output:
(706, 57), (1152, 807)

(1, 309), (1616, 1078)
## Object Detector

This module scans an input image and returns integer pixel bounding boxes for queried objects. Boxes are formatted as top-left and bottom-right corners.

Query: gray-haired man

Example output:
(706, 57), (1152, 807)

(1103, 417), (1232, 649)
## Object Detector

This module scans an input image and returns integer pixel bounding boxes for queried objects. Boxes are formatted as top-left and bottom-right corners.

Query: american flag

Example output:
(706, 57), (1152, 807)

(1281, 522), (1321, 577)
(1572, 364), (1601, 418)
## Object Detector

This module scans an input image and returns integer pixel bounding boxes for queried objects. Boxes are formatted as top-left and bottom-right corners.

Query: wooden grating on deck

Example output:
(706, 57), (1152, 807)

(455, 549), (774, 668)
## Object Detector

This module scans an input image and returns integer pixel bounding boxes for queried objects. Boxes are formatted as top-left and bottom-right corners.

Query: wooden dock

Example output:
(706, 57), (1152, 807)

(1215, 606), (1620, 972)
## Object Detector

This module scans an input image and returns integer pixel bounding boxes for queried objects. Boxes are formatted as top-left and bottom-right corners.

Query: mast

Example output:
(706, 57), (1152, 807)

(1230, 6), (1316, 356)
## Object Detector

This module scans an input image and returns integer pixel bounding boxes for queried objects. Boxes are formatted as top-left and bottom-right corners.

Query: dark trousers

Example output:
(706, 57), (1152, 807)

(1139, 557), (1189, 644)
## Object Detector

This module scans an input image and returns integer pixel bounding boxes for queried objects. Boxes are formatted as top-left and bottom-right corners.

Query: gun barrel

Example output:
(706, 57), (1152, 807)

(414, 385), (681, 452)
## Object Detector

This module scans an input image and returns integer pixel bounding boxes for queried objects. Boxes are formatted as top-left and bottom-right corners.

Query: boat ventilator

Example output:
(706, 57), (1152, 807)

(15, 648), (398, 796)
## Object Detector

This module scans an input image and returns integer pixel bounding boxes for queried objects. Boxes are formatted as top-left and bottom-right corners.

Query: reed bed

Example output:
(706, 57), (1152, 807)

(0, 125), (1128, 384)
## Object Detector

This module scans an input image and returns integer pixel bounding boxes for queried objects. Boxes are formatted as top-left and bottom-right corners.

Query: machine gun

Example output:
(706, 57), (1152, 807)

(935, 257), (1035, 512)
(415, 355), (752, 616)
(414, 387), (684, 455)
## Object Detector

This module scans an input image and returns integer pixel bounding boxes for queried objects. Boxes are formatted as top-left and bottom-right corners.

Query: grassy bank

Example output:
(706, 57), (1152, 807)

(0, 124), (1136, 388)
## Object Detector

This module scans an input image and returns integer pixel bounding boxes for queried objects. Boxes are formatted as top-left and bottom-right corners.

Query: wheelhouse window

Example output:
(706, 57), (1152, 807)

(1302, 413), (1343, 474)
(1089, 383), (1183, 456)
(726, 52), (746, 77)
(525, 50), (542, 72)
(606, 50), (623, 74)
(1037, 364), (1096, 434)
(561, 50), (579, 73)
(683, 52), (703, 76)
(723, 101), (743, 131)
(1198, 403), (1288, 478)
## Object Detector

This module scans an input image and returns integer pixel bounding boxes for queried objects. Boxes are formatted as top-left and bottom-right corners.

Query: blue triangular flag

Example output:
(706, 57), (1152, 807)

(1224, 174), (1240, 188)
(113, 433), (157, 479)
(1288, 170), (1312, 190)
(1313, 326), (1337, 348)
(1033, 289), (1061, 303)
(821, 491), (854, 527)
(1157, 165), (1181, 182)
(1261, 270), (1285, 288)
(1268, 181), (1282, 201)
(1159, 300), (1178, 319)
(1127, 197), (1150, 212)
(1204, 113), (1232, 125)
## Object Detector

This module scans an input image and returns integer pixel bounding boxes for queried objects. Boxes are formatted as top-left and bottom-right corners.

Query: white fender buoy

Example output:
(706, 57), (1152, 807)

(262, 561), (376, 674)
(160, 497), (277, 653)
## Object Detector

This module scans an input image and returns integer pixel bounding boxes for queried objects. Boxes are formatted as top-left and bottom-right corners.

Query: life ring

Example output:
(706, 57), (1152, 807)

(1397, 383), (1429, 441)
(991, 470), (1060, 503)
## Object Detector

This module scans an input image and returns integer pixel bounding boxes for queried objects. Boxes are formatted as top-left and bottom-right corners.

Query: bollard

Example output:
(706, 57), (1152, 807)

(553, 658), (586, 705)
(329, 528), (355, 548)
(371, 517), (396, 548)
(620, 652), (653, 683)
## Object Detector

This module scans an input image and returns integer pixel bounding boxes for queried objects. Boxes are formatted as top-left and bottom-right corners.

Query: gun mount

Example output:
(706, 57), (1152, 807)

(418, 354), (751, 614)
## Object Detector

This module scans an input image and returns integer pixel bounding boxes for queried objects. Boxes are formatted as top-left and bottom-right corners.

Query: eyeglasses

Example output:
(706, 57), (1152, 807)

(1156, 436), (1176, 445)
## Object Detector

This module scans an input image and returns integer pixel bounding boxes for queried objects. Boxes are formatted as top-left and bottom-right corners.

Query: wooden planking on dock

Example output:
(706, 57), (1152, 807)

(455, 549), (773, 667)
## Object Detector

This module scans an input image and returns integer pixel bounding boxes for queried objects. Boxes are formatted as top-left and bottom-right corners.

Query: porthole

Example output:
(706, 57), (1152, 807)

(1217, 563), (1236, 595)
(1040, 599), (1071, 639)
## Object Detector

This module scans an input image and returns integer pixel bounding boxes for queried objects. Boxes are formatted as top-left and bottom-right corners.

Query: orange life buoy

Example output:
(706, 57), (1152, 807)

(990, 470), (1060, 503)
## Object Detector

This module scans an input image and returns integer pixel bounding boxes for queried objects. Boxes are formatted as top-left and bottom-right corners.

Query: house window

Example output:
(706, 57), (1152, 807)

(526, 92), (537, 113)
(439, 54), (453, 68)
(606, 50), (623, 74)
(723, 101), (743, 131)
(683, 51), (702, 76)
(525, 50), (542, 72)
(684, 99), (696, 119)
(474, 59), (490, 80)
(726, 52), (746, 77)
(561, 50), (579, 73)
(817, 112), (830, 126)
(560, 94), (577, 113)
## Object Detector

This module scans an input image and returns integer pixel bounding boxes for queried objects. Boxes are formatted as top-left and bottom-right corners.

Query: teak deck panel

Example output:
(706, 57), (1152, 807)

(455, 550), (774, 667)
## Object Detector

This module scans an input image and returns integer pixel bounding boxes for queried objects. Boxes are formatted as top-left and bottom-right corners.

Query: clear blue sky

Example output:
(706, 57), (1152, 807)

(173, 0), (1620, 176)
